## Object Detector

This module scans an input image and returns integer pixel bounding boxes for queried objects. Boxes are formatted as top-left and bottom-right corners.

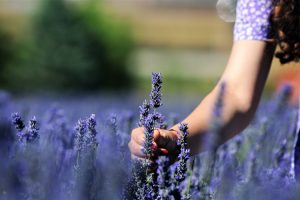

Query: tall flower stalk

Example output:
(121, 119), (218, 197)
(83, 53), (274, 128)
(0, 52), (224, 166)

(144, 72), (164, 157)
(132, 72), (164, 200)
(86, 114), (98, 151)
(139, 100), (151, 127)
(150, 72), (163, 109)
(156, 156), (172, 199)
(11, 112), (25, 142)
(27, 116), (39, 143)
(74, 119), (87, 168)
(175, 123), (190, 183)
(74, 114), (99, 200)
(201, 83), (226, 185)
(11, 112), (25, 132)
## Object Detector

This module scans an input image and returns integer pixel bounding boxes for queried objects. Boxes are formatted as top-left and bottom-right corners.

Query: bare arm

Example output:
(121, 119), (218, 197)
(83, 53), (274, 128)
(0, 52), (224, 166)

(129, 0), (277, 159)
(171, 40), (276, 155)
(129, 40), (276, 159)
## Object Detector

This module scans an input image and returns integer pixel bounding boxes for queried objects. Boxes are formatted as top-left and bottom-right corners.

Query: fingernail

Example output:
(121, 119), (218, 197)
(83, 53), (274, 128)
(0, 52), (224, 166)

(151, 143), (157, 150)
(152, 141), (157, 147)
(160, 148), (169, 155)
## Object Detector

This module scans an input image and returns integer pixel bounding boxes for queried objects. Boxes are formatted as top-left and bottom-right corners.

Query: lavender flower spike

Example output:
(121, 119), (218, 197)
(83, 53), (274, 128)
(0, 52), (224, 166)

(150, 72), (163, 108)
(213, 82), (226, 119)
(205, 82), (227, 151)
(11, 112), (25, 132)
(27, 116), (40, 142)
(74, 119), (87, 152)
(143, 114), (155, 158)
(175, 123), (190, 183)
(178, 123), (189, 148)
(275, 83), (293, 113)
(87, 114), (96, 130)
(175, 149), (190, 183)
(156, 156), (171, 199)
(87, 114), (98, 149)
(138, 100), (150, 127)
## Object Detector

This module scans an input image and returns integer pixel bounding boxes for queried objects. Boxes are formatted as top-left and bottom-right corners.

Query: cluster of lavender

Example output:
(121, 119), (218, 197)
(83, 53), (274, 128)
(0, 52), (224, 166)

(134, 73), (167, 199)
(129, 78), (300, 200)
(0, 74), (299, 200)
(12, 113), (39, 143)
(138, 72), (165, 158)
(127, 73), (192, 200)
(2, 107), (131, 200)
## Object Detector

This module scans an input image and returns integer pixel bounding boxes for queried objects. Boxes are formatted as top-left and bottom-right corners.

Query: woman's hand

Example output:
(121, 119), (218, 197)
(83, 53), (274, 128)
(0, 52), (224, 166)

(128, 127), (180, 161)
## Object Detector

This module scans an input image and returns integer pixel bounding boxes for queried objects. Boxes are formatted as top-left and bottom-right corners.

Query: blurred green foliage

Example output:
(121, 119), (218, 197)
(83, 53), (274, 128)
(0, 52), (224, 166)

(0, 28), (14, 84)
(3, 0), (134, 91)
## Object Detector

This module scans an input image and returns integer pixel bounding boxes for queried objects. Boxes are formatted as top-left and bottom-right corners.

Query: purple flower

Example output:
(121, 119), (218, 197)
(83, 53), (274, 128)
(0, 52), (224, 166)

(150, 72), (163, 108)
(86, 114), (98, 150)
(122, 110), (134, 133)
(199, 83), (227, 186)
(135, 180), (147, 200)
(175, 123), (190, 183)
(175, 149), (190, 183)
(11, 112), (25, 132)
(278, 83), (293, 100)
(275, 83), (293, 113)
(205, 82), (227, 152)
(87, 114), (96, 130)
(46, 106), (68, 133)
(213, 82), (226, 119)
(143, 114), (155, 158)
(108, 113), (118, 135)
(11, 113), (40, 143)
(74, 119), (87, 152)
(139, 100), (151, 127)
(153, 112), (166, 129)
(156, 156), (171, 199)
(26, 116), (39, 143)
(178, 123), (188, 147)
(45, 106), (71, 148)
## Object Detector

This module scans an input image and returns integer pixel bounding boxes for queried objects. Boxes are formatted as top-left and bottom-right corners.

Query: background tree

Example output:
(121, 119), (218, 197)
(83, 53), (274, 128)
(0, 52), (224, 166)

(4, 0), (134, 91)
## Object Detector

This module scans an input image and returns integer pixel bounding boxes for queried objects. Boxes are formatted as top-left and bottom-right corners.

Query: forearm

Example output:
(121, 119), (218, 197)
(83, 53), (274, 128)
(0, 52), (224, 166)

(171, 41), (276, 155)
(171, 86), (256, 155)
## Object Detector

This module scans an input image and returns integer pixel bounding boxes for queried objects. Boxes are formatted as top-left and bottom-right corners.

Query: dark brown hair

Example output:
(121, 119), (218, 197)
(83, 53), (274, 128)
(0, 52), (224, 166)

(271, 0), (300, 64)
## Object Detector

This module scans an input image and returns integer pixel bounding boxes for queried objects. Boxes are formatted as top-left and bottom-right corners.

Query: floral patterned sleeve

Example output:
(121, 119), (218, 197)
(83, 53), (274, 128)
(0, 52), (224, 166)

(234, 0), (273, 41)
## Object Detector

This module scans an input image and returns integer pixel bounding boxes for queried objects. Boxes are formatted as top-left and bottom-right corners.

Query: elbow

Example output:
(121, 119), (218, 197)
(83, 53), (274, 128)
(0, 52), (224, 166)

(233, 90), (258, 127)
(211, 84), (257, 124)
(236, 98), (253, 115)
(220, 90), (257, 142)
(214, 81), (256, 115)
(232, 87), (257, 116)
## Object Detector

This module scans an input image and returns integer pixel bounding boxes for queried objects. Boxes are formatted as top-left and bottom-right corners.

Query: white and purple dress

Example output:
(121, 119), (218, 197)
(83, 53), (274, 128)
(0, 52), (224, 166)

(217, 0), (300, 179)
(234, 0), (273, 41)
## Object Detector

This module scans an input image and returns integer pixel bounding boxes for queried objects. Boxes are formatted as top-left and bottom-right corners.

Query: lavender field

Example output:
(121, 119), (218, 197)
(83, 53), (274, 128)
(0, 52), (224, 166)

(0, 73), (300, 200)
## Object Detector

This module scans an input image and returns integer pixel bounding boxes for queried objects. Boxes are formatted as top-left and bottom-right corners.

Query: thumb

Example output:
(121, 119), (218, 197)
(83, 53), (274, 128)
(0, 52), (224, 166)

(154, 129), (179, 152)
(153, 129), (160, 142)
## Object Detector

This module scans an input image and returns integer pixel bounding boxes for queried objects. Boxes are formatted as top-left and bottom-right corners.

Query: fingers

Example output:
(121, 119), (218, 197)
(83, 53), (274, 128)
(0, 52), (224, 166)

(131, 127), (178, 147)
(129, 127), (180, 160)
(130, 154), (146, 162)
(131, 127), (145, 146)
(153, 129), (160, 141)
(129, 127), (160, 159)
(128, 140), (146, 158)
(155, 129), (179, 152)
(158, 148), (169, 155)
